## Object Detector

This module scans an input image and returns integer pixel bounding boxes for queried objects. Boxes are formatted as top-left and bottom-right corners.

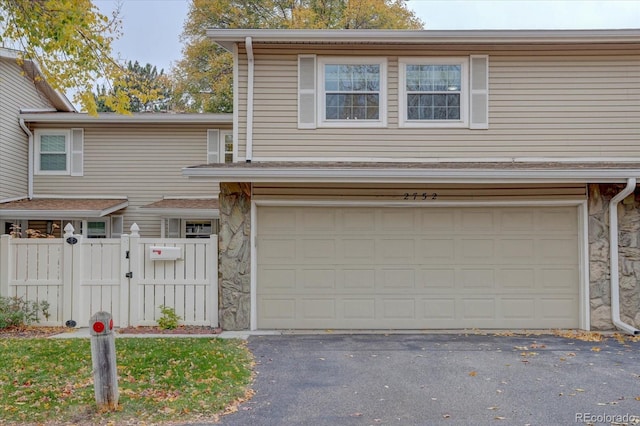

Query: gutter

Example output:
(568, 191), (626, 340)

(18, 119), (33, 199)
(609, 178), (640, 335)
(245, 36), (254, 163)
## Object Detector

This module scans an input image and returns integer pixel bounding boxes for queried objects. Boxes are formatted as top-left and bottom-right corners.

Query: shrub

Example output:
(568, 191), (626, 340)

(157, 305), (181, 330)
(0, 296), (50, 329)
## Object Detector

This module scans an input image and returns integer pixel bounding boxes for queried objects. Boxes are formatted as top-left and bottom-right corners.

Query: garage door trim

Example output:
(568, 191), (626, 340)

(250, 199), (589, 331)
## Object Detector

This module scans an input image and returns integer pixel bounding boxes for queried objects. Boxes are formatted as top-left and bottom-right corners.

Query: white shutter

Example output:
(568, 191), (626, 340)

(469, 55), (489, 130)
(70, 128), (84, 176)
(168, 218), (181, 238)
(207, 129), (220, 163)
(111, 216), (123, 238)
(298, 55), (316, 129)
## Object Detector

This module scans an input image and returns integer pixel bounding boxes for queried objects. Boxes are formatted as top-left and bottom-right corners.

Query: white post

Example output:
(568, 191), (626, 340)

(119, 233), (130, 327)
(207, 234), (219, 327)
(128, 224), (141, 326)
(0, 234), (10, 298)
(62, 224), (75, 326)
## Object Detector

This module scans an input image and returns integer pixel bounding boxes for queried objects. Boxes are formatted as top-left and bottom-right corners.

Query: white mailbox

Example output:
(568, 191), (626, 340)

(149, 246), (182, 261)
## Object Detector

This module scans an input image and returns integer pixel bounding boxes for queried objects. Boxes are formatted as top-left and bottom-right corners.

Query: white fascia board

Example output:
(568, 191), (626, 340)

(100, 201), (129, 216)
(140, 208), (219, 218)
(20, 112), (233, 125)
(0, 209), (116, 219)
(207, 28), (640, 51)
(182, 166), (640, 184)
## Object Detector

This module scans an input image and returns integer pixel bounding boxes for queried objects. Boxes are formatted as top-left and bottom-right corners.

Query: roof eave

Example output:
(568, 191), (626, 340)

(182, 166), (640, 184)
(19, 112), (233, 125)
(207, 28), (640, 51)
(140, 208), (220, 218)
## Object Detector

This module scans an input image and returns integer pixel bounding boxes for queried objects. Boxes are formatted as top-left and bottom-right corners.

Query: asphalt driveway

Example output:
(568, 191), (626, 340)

(215, 333), (639, 425)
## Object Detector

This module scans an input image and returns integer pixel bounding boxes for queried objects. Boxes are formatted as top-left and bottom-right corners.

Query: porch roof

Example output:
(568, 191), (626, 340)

(140, 198), (219, 218)
(0, 197), (128, 219)
(182, 161), (640, 184)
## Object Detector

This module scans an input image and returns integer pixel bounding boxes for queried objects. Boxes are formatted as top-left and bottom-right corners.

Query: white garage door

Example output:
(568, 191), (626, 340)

(257, 206), (580, 329)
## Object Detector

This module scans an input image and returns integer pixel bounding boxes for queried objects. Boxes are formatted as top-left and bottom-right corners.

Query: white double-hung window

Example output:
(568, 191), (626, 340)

(34, 128), (84, 175)
(399, 56), (489, 129)
(317, 57), (387, 127)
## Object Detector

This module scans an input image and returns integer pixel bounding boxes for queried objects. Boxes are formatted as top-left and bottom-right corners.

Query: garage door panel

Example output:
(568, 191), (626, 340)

(301, 269), (336, 290)
(257, 206), (580, 329)
(501, 298), (536, 319)
(460, 268), (495, 288)
(380, 210), (416, 231)
(500, 239), (535, 259)
(461, 298), (496, 319)
(382, 299), (416, 319)
(381, 268), (415, 289)
(420, 269), (456, 288)
(343, 269), (376, 289)
(461, 210), (496, 232)
(423, 298), (456, 319)
(419, 239), (454, 260)
(460, 238), (495, 261)
(343, 298), (376, 319)
(258, 239), (296, 262)
(343, 210), (376, 231)
(500, 268), (536, 288)
(541, 268), (578, 288)
(343, 239), (375, 260)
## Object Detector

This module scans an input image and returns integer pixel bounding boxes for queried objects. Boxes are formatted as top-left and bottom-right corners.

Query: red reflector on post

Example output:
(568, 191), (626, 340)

(93, 321), (105, 333)
(109, 319), (114, 330)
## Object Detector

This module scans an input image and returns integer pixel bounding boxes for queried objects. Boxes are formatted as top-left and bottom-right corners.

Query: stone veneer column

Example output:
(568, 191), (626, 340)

(218, 182), (251, 330)
(588, 184), (640, 330)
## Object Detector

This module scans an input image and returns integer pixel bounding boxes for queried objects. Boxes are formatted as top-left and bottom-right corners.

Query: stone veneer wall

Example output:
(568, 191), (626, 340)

(218, 182), (251, 330)
(589, 184), (640, 330)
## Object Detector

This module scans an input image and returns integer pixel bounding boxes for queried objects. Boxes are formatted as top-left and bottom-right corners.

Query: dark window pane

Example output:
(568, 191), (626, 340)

(366, 106), (379, 120)
(434, 107), (447, 120)
(434, 94), (447, 106)
(448, 107), (460, 120)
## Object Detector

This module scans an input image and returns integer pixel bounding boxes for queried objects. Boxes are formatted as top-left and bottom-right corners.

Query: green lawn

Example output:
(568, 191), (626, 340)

(0, 338), (253, 425)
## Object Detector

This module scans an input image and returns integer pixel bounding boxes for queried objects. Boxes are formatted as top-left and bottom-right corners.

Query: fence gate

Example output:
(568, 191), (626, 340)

(0, 224), (218, 328)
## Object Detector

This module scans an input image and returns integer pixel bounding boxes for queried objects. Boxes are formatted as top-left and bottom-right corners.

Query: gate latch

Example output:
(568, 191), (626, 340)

(125, 272), (133, 279)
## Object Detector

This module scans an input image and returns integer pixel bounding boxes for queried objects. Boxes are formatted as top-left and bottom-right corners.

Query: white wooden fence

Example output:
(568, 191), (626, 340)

(0, 224), (218, 328)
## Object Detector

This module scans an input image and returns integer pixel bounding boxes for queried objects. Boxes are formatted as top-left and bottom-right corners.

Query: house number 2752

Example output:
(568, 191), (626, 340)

(403, 192), (438, 200)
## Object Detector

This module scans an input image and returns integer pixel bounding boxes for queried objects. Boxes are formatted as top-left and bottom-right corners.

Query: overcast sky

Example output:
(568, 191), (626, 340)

(97, 0), (640, 73)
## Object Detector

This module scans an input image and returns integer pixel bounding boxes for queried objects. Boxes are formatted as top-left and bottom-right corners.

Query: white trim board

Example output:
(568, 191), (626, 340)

(251, 198), (589, 331)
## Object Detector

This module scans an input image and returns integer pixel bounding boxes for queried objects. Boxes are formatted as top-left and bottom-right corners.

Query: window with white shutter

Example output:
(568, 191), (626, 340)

(470, 55), (489, 129)
(207, 129), (220, 163)
(298, 55), (316, 129)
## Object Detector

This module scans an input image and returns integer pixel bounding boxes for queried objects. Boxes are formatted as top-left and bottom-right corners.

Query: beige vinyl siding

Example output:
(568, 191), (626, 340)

(31, 123), (230, 235)
(252, 183), (587, 201)
(236, 44), (640, 160)
(0, 58), (55, 199)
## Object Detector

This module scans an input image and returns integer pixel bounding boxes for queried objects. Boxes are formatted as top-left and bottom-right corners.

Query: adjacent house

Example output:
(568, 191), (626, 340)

(186, 29), (640, 333)
(0, 49), (233, 238)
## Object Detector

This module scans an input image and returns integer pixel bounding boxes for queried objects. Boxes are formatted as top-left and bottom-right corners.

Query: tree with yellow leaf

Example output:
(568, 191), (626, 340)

(171, 0), (423, 113)
(0, 0), (164, 114)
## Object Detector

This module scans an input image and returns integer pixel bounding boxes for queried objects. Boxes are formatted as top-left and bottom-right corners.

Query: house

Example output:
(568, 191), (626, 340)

(0, 49), (233, 238)
(185, 29), (640, 333)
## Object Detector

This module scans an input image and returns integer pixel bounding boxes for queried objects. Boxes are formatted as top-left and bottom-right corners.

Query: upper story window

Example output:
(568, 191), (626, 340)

(399, 58), (469, 128)
(298, 55), (488, 130)
(318, 57), (387, 128)
(207, 129), (234, 163)
(34, 128), (84, 175)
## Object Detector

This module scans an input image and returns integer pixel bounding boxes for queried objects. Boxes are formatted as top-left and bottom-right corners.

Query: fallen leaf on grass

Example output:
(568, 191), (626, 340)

(487, 406), (499, 410)
(514, 346), (528, 351)
(495, 416), (507, 420)
(575, 388), (585, 393)
(443, 414), (451, 419)
(591, 347), (601, 352)
(469, 371), (477, 377)
(349, 412), (363, 417)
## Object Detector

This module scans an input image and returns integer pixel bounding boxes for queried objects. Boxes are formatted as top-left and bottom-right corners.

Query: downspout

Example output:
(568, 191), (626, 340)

(245, 36), (254, 163)
(18, 119), (34, 199)
(609, 177), (640, 335)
